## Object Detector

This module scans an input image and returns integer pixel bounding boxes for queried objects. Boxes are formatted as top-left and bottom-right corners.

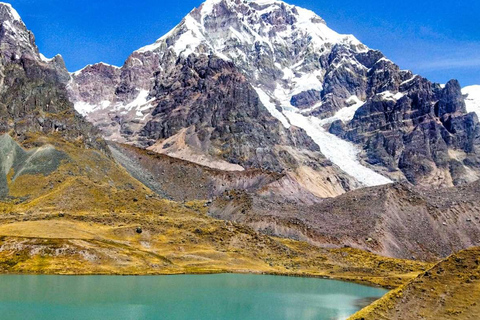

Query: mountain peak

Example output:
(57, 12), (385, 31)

(70, 0), (480, 189)
(0, 2), (22, 23)
(137, 0), (365, 57)
(0, 2), (64, 65)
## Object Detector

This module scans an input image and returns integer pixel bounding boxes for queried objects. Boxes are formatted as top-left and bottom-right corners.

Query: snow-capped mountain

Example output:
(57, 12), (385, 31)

(69, 0), (480, 190)
(136, 0), (369, 120)
(70, 0), (369, 132)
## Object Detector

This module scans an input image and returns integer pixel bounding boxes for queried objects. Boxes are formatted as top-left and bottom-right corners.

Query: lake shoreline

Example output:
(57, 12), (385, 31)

(0, 218), (430, 292)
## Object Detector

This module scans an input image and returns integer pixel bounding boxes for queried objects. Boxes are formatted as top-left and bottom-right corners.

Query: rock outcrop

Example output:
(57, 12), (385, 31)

(141, 54), (324, 173)
(0, 3), (105, 151)
(340, 79), (480, 186)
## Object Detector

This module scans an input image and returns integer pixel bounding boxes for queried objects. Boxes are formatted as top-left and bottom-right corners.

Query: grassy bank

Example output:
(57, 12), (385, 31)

(0, 209), (431, 289)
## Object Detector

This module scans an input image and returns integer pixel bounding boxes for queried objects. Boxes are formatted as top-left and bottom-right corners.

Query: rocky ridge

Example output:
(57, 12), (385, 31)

(210, 180), (480, 261)
(0, 3), (105, 151)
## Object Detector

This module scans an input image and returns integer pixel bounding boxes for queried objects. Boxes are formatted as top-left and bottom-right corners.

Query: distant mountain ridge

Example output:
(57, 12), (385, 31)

(69, 0), (480, 191)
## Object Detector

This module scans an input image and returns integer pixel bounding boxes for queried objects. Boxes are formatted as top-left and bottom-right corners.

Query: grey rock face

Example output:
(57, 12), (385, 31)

(0, 134), (68, 198)
(0, 3), (106, 152)
(290, 90), (321, 109)
(140, 54), (323, 172)
(340, 79), (480, 186)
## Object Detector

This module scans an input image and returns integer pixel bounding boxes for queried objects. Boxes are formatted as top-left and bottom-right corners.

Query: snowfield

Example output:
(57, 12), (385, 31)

(284, 110), (392, 187)
(463, 86), (480, 118)
(74, 89), (155, 119)
(318, 96), (365, 126)
(253, 87), (291, 128)
(255, 81), (393, 187)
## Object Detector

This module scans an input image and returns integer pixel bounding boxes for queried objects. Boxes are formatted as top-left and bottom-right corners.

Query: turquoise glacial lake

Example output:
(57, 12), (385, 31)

(0, 274), (387, 320)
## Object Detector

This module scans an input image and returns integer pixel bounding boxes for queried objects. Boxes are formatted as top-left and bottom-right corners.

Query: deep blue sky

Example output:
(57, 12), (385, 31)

(8, 0), (480, 86)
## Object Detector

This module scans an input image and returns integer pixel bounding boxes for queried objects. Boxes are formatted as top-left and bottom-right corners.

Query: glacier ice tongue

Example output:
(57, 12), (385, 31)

(284, 110), (392, 187)
(254, 87), (291, 128)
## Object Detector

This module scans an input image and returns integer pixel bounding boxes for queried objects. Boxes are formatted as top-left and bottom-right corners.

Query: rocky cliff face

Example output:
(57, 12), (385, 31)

(0, 3), (105, 151)
(69, 0), (480, 189)
(141, 54), (326, 173)
(340, 79), (480, 186)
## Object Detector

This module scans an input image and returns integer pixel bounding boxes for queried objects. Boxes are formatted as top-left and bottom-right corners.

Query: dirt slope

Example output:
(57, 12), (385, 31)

(109, 141), (480, 261)
(211, 181), (480, 261)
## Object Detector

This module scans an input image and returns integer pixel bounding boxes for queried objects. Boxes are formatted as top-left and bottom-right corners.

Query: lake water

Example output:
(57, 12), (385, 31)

(0, 274), (387, 320)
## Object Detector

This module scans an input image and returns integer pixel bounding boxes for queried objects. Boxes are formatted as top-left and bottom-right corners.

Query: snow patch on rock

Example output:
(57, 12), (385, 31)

(254, 87), (291, 128)
(319, 96), (365, 126)
(377, 91), (405, 101)
(74, 89), (155, 119)
(463, 85), (480, 118)
(75, 101), (111, 117)
(39, 53), (54, 63)
(71, 62), (120, 76)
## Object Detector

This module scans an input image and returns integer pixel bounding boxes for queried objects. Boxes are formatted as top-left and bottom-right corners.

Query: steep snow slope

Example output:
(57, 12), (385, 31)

(137, 0), (369, 124)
